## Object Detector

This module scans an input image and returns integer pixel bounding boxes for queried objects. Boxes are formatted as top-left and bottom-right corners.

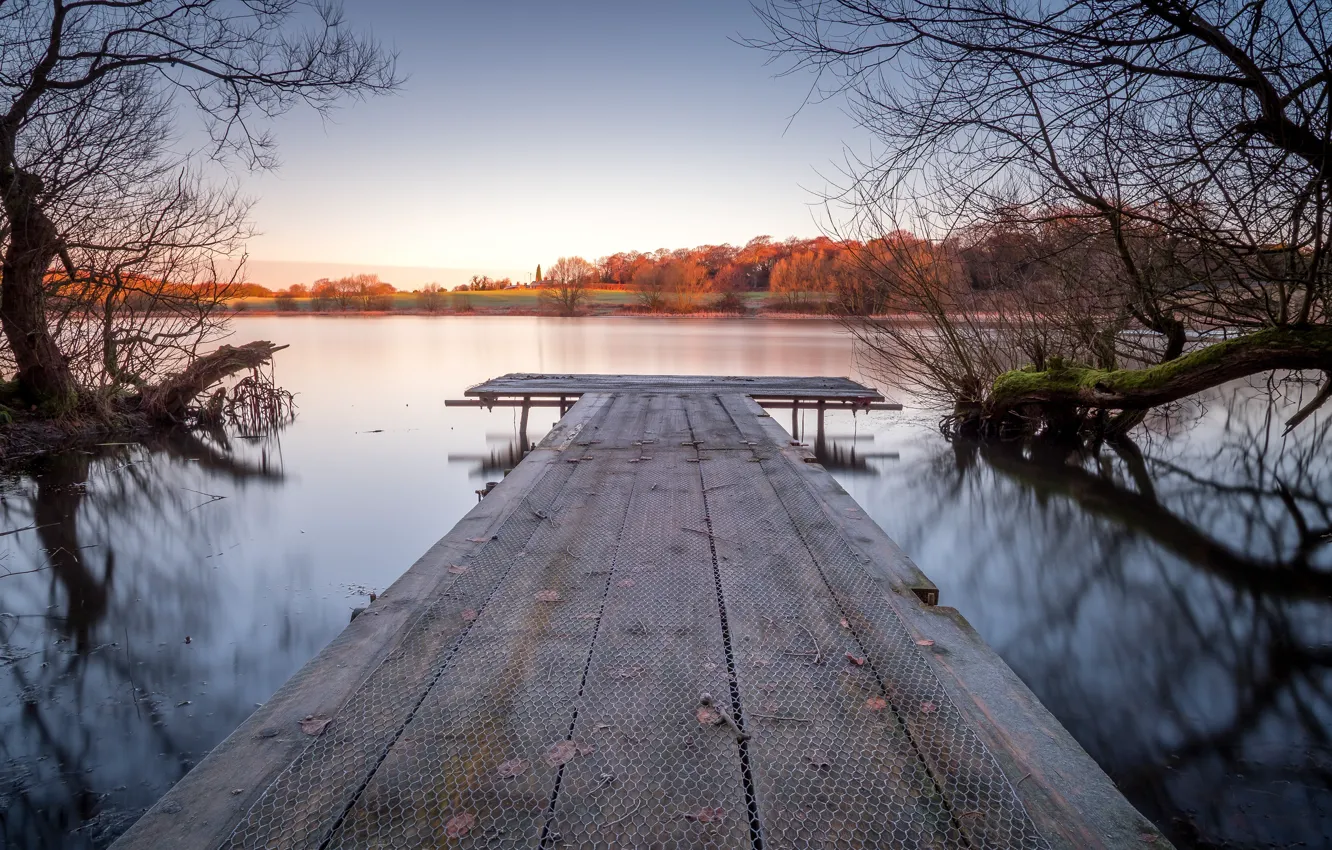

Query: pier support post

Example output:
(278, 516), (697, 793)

(792, 400), (799, 440)
(816, 400), (826, 454)
(518, 396), (530, 449)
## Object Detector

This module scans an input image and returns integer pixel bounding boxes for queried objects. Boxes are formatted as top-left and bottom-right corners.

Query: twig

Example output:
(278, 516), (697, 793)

(751, 713), (811, 722)
(0, 523), (55, 538)
(601, 802), (643, 827)
(682, 526), (736, 544)
(796, 624), (822, 665)
(182, 487), (226, 512)
(125, 627), (142, 722)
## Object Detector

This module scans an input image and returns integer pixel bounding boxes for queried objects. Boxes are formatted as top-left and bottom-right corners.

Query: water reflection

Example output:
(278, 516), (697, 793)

(1, 317), (1327, 848)
(0, 433), (333, 849)
(875, 384), (1332, 848)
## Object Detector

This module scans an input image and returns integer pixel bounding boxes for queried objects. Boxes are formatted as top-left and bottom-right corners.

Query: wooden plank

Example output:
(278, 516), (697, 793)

(683, 394), (963, 847)
(114, 396), (612, 849)
(548, 394), (750, 846)
(719, 394), (1170, 849)
(109, 395), (616, 850)
(717, 393), (939, 600)
(466, 373), (883, 401)
(323, 394), (652, 847)
(113, 378), (1170, 850)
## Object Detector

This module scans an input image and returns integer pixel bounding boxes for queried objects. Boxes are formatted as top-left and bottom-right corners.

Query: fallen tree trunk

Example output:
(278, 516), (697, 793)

(140, 341), (289, 422)
(984, 326), (1332, 434)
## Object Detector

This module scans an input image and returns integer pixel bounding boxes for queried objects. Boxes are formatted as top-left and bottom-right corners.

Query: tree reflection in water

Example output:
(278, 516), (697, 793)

(876, 381), (1331, 849)
(0, 431), (330, 849)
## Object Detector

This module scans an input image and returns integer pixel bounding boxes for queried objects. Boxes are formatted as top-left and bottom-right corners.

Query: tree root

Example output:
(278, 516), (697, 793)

(140, 341), (289, 422)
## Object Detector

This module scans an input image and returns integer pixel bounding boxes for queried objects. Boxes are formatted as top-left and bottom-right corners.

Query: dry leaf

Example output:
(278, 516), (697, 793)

(496, 759), (528, 779)
(684, 806), (726, 823)
(696, 706), (723, 726)
(914, 638), (934, 647)
(444, 812), (476, 837)
(299, 715), (332, 736)
(467, 537), (491, 543)
(920, 700), (938, 714)
(544, 740), (592, 767)
(845, 653), (866, 667)
(534, 590), (561, 603)
(865, 697), (888, 711)
(447, 565), (468, 575)
(616, 579), (634, 588)
(461, 609), (479, 622)
(839, 618), (850, 629)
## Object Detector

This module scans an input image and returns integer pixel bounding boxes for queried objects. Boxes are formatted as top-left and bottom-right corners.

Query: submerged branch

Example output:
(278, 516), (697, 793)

(139, 340), (289, 422)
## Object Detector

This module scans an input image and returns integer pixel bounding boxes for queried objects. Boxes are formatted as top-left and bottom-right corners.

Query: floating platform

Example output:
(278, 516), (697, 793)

(113, 375), (1167, 849)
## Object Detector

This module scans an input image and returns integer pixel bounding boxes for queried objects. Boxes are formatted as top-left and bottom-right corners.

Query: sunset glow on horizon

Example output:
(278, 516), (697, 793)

(238, 0), (865, 279)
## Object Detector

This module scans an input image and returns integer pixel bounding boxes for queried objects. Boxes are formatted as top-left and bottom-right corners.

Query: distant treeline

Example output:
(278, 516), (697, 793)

(235, 228), (1077, 316)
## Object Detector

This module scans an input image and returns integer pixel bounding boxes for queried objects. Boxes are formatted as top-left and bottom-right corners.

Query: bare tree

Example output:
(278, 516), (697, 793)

(540, 256), (595, 317)
(755, 0), (1332, 437)
(0, 1), (397, 414)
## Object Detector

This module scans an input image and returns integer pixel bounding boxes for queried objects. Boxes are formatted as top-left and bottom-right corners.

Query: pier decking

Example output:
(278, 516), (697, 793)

(112, 376), (1166, 849)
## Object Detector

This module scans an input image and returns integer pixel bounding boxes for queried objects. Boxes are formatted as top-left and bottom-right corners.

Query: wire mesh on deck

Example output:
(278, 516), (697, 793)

(545, 395), (748, 848)
(218, 390), (1049, 850)
(219, 396), (629, 848)
(687, 396), (963, 848)
(714, 392), (1050, 850)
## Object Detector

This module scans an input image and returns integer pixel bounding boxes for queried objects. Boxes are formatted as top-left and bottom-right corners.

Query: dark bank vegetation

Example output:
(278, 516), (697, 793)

(757, 0), (1332, 439)
(0, 0), (395, 456)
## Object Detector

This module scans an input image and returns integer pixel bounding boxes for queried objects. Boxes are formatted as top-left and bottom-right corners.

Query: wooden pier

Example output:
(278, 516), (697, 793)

(112, 375), (1167, 849)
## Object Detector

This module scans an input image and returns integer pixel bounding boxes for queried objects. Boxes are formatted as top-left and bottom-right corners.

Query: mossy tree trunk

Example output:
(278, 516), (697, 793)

(982, 326), (1332, 435)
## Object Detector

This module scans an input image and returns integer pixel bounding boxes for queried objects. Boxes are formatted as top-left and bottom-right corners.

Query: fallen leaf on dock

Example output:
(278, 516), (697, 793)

(696, 706), (723, 726)
(683, 807), (726, 823)
(447, 565), (468, 575)
(864, 697), (887, 711)
(920, 701), (938, 714)
(839, 618), (850, 629)
(915, 639), (934, 647)
(534, 590), (561, 603)
(299, 715), (332, 736)
(444, 812), (476, 837)
(496, 759), (528, 779)
(461, 609), (478, 622)
(616, 579), (634, 588)
(544, 740), (592, 767)
(467, 537), (491, 543)
(845, 653), (866, 666)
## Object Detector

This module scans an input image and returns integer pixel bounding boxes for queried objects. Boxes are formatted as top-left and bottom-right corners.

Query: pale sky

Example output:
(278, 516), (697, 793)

(236, 0), (866, 285)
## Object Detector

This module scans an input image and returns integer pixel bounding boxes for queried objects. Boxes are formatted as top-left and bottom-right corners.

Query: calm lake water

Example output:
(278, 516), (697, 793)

(1, 316), (1329, 849)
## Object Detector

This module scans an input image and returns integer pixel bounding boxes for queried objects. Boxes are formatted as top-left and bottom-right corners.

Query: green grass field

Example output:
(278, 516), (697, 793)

(232, 289), (799, 314)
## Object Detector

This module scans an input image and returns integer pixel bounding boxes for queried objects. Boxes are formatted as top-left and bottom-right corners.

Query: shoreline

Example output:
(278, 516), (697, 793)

(230, 308), (846, 319)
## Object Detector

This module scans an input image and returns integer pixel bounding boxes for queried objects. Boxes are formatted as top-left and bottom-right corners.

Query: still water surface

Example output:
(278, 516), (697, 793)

(1, 317), (1328, 848)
